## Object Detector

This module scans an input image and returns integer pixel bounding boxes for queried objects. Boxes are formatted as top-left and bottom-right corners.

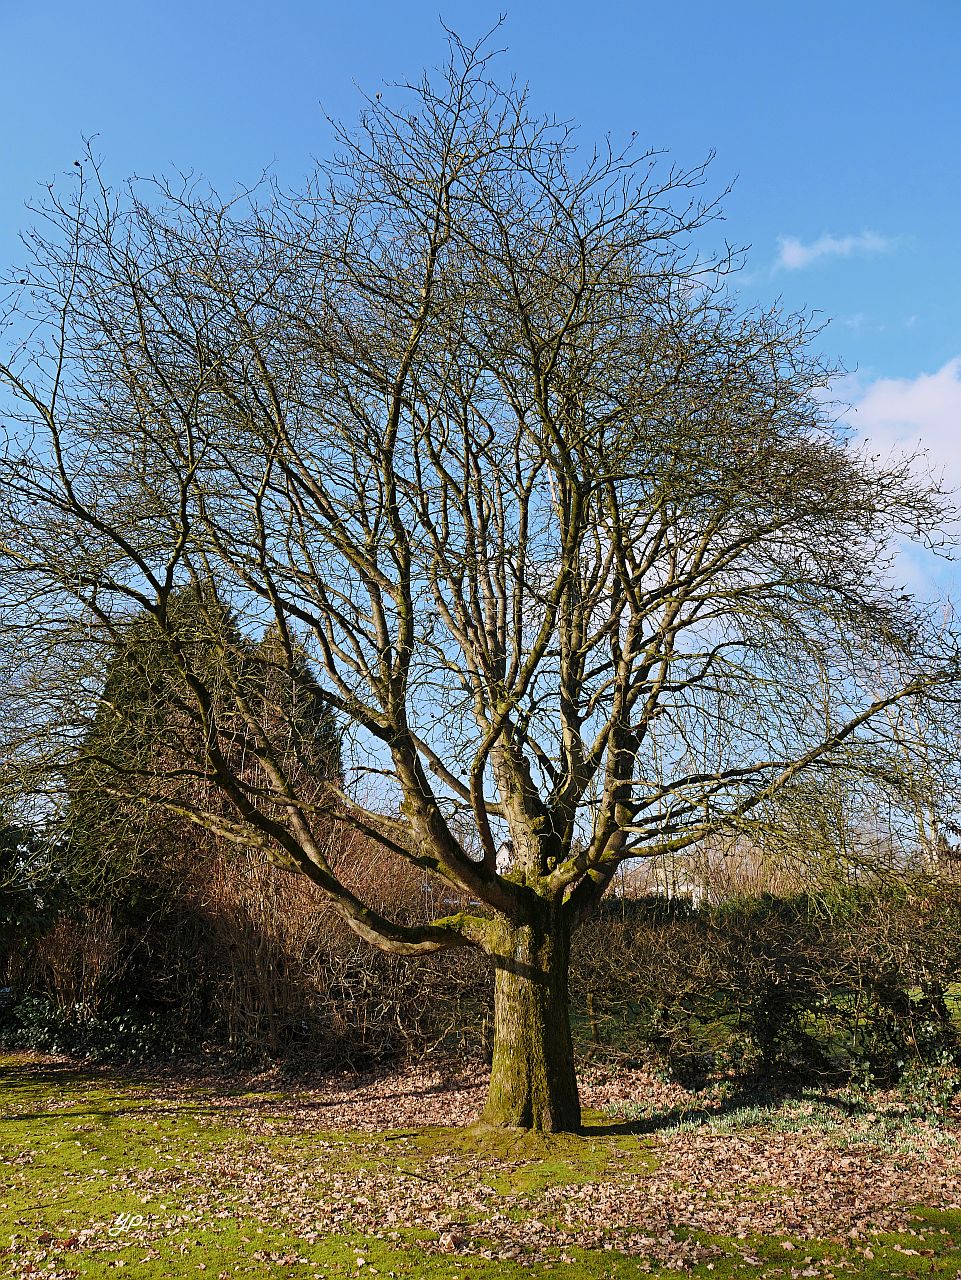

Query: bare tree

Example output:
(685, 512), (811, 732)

(1, 33), (958, 1130)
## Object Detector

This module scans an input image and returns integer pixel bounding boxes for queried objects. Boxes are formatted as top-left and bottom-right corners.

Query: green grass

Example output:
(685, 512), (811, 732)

(2, 1053), (961, 1279)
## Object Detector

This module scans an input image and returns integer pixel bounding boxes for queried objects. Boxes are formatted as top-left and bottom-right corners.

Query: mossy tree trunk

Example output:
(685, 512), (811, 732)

(481, 911), (581, 1133)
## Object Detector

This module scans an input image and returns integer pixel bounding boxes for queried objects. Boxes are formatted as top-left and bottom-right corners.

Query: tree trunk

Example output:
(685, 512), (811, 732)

(481, 915), (581, 1132)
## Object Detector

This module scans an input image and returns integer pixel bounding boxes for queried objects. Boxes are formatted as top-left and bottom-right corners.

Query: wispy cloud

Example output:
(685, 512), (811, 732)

(775, 230), (898, 271)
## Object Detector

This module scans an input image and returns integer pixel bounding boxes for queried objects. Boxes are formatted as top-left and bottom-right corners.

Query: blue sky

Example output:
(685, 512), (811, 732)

(3, 0), (960, 586)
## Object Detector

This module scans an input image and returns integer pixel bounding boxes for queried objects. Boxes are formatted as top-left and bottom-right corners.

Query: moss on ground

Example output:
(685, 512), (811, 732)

(2, 1053), (960, 1278)
(382, 1117), (654, 1197)
(695, 1210), (961, 1279)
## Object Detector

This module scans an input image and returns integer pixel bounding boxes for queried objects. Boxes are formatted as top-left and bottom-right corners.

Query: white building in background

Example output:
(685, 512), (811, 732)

(611, 856), (706, 906)
(495, 840), (513, 875)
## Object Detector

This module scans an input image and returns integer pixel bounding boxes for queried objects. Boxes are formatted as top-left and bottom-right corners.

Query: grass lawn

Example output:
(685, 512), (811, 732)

(2, 1052), (961, 1278)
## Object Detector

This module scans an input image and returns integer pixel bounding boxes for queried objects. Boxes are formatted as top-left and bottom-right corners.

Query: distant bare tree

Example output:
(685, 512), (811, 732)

(1, 32), (958, 1130)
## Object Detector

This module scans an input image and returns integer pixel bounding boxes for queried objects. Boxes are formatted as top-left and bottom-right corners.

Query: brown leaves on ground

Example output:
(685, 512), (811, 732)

(128, 1059), (961, 1266)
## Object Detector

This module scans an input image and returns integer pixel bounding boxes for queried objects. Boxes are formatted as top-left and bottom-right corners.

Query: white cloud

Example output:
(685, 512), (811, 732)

(775, 230), (898, 271)
(841, 358), (961, 595)
(845, 357), (961, 496)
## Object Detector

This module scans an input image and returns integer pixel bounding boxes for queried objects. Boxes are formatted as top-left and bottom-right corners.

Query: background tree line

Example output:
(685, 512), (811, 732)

(2, 589), (959, 1091)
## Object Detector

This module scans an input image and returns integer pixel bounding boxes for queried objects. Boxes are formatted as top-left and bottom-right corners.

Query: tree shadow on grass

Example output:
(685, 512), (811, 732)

(583, 1073), (940, 1138)
(0, 1056), (233, 1127)
(582, 1077), (810, 1136)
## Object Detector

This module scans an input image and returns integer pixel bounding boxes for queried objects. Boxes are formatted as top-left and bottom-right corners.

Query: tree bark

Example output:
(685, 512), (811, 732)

(481, 914), (581, 1133)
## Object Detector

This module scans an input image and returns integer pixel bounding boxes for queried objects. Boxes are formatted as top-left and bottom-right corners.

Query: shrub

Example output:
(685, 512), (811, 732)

(572, 879), (961, 1086)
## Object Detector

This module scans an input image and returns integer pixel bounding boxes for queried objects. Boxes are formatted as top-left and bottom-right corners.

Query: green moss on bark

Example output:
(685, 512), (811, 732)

(482, 917), (581, 1133)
